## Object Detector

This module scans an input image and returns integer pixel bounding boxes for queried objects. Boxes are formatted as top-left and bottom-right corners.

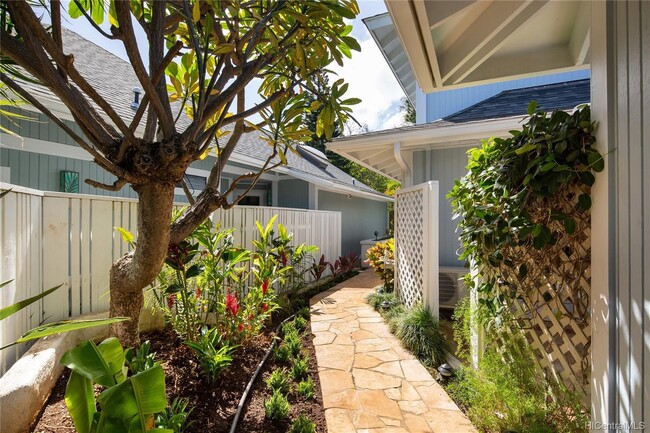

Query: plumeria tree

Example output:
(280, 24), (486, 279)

(0, 0), (361, 346)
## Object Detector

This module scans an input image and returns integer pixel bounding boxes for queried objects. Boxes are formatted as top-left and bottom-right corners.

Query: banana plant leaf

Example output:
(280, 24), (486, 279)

(60, 338), (127, 387)
(97, 364), (168, 433)
(64, 371), (96, 433)
(13, 317), (128, 345)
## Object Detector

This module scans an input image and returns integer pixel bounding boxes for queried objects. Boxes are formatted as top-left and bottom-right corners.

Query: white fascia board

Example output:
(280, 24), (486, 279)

(385, 0), (437, 92)
(328, 117), (523, 153)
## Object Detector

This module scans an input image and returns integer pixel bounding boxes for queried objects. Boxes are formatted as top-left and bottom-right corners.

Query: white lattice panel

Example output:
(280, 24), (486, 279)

(394, 182), (439, 314)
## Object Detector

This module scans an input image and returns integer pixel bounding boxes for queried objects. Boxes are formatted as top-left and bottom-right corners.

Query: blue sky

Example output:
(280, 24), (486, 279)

(48, 1), (404, 132)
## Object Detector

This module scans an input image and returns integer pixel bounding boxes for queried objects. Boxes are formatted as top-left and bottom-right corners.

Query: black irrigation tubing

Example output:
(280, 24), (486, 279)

(228, 312), (298, 433)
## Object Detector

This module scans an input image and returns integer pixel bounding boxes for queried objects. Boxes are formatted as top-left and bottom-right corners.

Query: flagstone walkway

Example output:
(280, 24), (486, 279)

(310, 270), (476, 433)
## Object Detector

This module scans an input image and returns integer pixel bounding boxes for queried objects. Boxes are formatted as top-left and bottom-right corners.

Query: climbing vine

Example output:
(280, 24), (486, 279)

(448, 103), (602, 322)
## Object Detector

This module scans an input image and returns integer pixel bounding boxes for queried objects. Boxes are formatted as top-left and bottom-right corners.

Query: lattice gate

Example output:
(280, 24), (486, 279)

(394, 181), (439, 314)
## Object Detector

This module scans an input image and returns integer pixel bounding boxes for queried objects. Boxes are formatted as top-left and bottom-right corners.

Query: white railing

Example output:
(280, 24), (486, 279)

(394, 181), (439, 313)
(0, 183), (341, 374)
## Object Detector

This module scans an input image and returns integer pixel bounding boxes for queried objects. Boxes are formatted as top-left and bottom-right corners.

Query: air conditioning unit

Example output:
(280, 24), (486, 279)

(439, 266), (469, 309)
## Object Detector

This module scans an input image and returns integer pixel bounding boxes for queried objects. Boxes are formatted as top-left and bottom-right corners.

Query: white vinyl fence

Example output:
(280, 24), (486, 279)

(0, 183), (341, 374)
(394, 181), (439, 313)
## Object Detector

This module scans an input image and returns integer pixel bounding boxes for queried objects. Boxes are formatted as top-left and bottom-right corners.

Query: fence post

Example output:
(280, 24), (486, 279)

(469, 260), (484, 369)
(394, 181), (439, 316)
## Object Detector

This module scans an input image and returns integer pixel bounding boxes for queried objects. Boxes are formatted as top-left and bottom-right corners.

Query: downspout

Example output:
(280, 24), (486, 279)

(394, 142), (412, 187)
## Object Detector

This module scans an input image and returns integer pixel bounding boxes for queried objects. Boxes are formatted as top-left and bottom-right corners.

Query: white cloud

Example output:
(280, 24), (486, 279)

(330, 37), (405, 132)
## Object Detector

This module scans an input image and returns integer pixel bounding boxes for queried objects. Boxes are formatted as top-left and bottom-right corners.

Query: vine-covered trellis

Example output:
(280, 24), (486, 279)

(449, 104), (602, 400)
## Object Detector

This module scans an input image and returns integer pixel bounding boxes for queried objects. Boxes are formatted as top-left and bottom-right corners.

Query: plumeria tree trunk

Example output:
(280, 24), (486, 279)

(108, 183), (175, 347)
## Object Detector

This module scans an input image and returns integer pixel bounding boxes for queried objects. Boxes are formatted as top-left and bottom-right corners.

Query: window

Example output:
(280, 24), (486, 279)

(237, 195), (260, 206)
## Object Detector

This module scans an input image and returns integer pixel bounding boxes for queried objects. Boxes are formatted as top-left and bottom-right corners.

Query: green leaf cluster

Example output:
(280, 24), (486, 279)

(60, 338), (171, 433)
(448, 105), (601, 319)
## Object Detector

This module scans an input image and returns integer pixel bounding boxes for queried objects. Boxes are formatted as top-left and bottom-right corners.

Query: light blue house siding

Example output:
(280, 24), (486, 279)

(412, 146), (472, 267)
(317, 190), (388, 257)
(0, 107), (238, 203)
(278, 179), (309, 209)
(422, 70), (590, 122)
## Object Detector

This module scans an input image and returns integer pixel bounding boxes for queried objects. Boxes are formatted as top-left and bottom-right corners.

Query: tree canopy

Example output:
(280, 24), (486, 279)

(0, 0), (362, 345)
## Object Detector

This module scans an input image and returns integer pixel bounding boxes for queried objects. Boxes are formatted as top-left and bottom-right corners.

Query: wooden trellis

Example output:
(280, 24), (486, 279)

(479, 184), (592, 400)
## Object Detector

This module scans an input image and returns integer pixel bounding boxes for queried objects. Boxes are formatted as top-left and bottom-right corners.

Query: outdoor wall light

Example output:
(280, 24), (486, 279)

(374, 230), (379, 240)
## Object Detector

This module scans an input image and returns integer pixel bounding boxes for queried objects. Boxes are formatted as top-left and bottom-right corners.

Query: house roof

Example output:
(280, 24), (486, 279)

(444, 79), (590, 123)
(327, 78), (591, 182)
(16, 29), (388, 201)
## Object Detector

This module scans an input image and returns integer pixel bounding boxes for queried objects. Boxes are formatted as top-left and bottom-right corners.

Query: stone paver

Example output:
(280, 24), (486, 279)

(311, 270), (476, 433)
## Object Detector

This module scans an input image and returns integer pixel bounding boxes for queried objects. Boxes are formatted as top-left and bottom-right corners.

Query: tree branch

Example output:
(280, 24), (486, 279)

(2, 26), (119, 150)
(51, 0), (66, 80)
(85, 178), (128, 191)
(0, 72), (127, 179)
(221, 88), (288, 127)
(180, 178), (196, 205)
(114, 1), (175, 138)
(222, 151), (282, 210)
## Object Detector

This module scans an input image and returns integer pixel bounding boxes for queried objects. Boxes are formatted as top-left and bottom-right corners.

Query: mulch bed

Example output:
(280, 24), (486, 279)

(30, 322), (325, 433)
(236, 320), (326, 433)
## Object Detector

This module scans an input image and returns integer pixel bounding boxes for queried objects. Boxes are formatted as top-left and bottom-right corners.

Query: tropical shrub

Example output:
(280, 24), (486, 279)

(184, 327), (236, 383)
(293, 316), (307, 332)
(330, 252), (360, 279)
(365, 239), (394, 290)
(60, 338), (168, 433)
(264, 390), (291, 420)
(155, 397), (193, 433)
(284, 333), (302, 358)
(309, 254), (330, 282)
(151, 216), (318, 356)
(125, 340), (156, 374)
(289, 414), (316, 433)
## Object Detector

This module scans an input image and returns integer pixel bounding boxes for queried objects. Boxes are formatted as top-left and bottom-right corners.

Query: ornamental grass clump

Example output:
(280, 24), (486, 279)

(289, 414), (316, 433)
(265, 368), (291, 395)
(393, 303), (447, 367)
(296, 377), (315, 399)
(264, 390), (291, 420)
(291, 356), (309, 381)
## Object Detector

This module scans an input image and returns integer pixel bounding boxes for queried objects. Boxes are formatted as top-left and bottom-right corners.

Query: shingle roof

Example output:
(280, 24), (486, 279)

(332, 78), (591, 144)
(234, 131), (381, 194)
(45, 30), (383, 197)
(443, 79), (590, 123)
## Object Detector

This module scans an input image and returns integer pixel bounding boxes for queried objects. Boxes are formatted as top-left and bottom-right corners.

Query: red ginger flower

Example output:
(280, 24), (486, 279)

(167, 295), (174, 309)
(225, 293), (240, 316)
(262, 279), (269, 295)
(262, 303), (268, 313)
